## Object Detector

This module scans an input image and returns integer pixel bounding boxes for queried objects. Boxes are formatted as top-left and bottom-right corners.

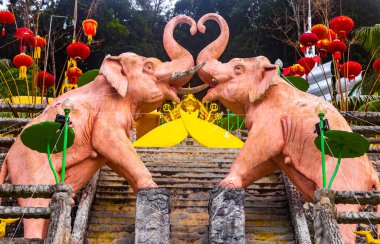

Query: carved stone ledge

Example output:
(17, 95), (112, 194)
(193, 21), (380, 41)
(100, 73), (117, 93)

(337, 211), (380, 224)
(135, 188), (170, 244)
(282, 174), (311, 243)
(208, 187), (245, 244)
(335, 190), (380, 205)
(313, 189), (344, 244)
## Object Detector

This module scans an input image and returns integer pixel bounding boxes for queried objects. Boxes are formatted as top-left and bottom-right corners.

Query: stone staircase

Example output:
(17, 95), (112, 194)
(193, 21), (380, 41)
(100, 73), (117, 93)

(85, 139), (296, 243)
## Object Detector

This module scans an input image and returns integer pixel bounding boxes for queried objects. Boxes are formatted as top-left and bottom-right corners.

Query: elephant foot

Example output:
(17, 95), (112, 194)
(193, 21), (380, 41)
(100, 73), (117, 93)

(209, 187), (246, 243)
(135, 188), (170, 243)
(219, 173), (243, 188)
(137, 179), (158, 189)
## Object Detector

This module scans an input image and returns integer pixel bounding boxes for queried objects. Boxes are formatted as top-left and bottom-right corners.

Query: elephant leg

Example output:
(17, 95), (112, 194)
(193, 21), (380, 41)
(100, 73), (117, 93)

(336, 204), (360, 243)
(219, 125), (283, 188)
(92, 119), (157, 192)
(220, 159), (278, 188)
(18, 198), (50, 239)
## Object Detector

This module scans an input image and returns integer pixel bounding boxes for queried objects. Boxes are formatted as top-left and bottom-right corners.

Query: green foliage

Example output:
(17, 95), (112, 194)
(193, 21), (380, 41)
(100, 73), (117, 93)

(77, 69), (99, 87)
(346, 95), (380, 111)
(354, 24), (380, 59)
(358, 100), (380, 112)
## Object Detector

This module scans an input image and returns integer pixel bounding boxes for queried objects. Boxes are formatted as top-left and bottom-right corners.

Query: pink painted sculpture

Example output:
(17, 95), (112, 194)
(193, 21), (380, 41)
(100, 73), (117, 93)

(197, 13), (380, 242)
(0, 15), (198, 239)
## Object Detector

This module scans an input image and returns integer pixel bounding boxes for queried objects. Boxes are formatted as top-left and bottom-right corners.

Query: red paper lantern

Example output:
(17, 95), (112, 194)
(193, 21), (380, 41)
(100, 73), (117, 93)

(37, 71), (55, 94)
(299, 32), (319, 47)
(317, 39), (330, 57)
(82, 19), (98, 44)
(311, 24), (328, 40)
(340, 61), (362, 81)
(298, 57), (316, 75)
(373, 59), (380, 75)
(33, 36), (46, 59)
(67, 42), (90, 61)
(289, 64), (305, 77)
(330, 16), (354, 40)
(15, 27), (34, 52)
(0, 10), (15, 36)
(13, 53), (33, 79)
(67, 67), (83, 84)
(327, 29), (337, 41)
(327, 40), (347, 62)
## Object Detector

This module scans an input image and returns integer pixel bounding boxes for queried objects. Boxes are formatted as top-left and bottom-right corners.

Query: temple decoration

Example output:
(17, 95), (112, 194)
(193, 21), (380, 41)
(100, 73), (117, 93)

(330, 16), (354, 40)
(373, 59), (380, 75)
(15, 27), (34, 53)
(67, 67), (82, 84)
(311, 24), (328, 40)
(33, 36), (46, 59)
(37, 71), (55, 94)
(339, 61), (362, 81)
(0, 10), (15, 36)
(82, 19), (98, 44)
(134, 94), (242, 148)
(161, 94), (221, 123)
(327, 40), (346, 63)
(299, 32), (318, 47)
(297, 57), (316, 76)
(13, 53), (33, 79)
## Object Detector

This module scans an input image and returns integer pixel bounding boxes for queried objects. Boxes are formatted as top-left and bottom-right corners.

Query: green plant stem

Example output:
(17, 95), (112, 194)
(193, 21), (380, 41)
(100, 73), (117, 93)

(328, 147), (343, 190)
(47, 140), (59, 184)
(61, 108), (70, 183)
(227, 110), (230, 131)
(319, 113), (327, 188)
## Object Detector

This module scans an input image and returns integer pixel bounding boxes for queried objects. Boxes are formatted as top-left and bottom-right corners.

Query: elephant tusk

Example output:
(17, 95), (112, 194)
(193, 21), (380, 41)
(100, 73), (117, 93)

(177, 83), (210, 94)
(171, 62), (206, 80)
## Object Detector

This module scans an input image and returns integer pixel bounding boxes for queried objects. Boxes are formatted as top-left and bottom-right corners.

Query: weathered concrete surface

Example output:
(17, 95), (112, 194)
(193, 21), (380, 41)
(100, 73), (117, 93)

(208, 187), (245, 243)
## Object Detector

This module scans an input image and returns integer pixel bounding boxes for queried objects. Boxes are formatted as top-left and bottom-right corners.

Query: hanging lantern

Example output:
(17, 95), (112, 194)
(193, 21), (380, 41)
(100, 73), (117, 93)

(339, 61), (362, 81)
(33, 36), (46, 59)
(15, 27), (34, 53)
(299, 44), (307, 53)
(13, 53), (33, 79)
(373, 59), (380, 75)
(311, 24), (328, 40)
(327, 29), (337, 41)
(82, 19), (98, 44)
(0, 10), (15, 37)
(327, 40), (347, 62)
(330, 16), (354, 40)
(289, 64), (305, 77)
(67, 42), (90, 63)
(317, 39), (330, 57)
(298, 57), (316, 75)
(37, 71), (55, 94)
(67, 67), (82, 84)
(299, 32), (319, 47)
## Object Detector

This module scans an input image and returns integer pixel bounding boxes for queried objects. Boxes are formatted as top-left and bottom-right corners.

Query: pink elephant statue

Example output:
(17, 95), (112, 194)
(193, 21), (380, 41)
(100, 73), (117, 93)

(197, 13), (380, 243)
(0, 15), (198, 239)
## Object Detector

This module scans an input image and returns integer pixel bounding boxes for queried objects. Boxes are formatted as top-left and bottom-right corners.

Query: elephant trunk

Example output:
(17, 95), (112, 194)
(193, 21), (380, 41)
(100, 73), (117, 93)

(156, 15), (196, 87)
(196, 13), (230, 85)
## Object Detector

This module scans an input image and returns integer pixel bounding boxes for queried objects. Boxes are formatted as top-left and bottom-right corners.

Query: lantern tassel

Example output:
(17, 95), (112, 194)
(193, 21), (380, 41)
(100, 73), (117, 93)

(68, 58), (77, 68)
(338, 31), (347, 40)
(2, 27), (5, 37)
(19, 66), (27, 79)
(34, 47), (41, 59)
(87, 35), (93, 45)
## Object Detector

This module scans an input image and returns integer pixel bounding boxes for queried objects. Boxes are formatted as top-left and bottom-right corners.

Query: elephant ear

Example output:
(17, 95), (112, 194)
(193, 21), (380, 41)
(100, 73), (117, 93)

(249, 64), (278, 103)
(99, 55), (128, 97)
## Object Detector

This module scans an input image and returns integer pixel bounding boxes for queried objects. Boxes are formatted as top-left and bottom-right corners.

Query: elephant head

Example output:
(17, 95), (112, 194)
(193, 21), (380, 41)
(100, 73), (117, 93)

(197, 13), (278, 115)
(99, 15), (199, 110)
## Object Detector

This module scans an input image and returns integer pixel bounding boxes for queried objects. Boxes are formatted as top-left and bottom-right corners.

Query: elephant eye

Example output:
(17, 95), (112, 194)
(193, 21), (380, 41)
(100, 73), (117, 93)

(144, 62), (154, 73)
(234, 65), (245, 75)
